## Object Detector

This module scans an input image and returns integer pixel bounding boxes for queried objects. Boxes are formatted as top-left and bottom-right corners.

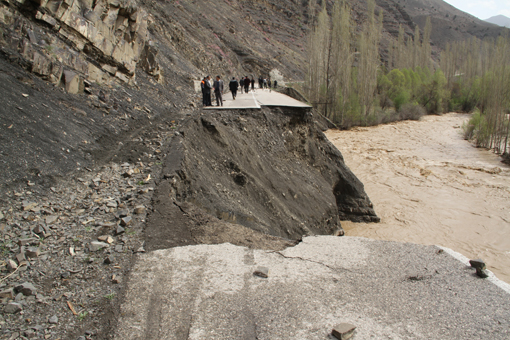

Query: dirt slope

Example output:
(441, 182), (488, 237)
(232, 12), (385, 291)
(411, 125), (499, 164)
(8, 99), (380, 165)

(146, 107), (379, 251)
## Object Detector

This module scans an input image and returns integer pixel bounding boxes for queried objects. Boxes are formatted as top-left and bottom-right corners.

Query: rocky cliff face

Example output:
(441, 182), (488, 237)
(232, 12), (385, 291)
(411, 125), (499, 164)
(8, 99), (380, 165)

(1, 0), (158, 89)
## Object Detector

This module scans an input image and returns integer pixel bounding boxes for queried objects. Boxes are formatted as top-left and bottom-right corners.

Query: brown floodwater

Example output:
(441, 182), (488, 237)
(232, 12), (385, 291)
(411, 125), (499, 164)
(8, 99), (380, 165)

(326, 113), (510, 283)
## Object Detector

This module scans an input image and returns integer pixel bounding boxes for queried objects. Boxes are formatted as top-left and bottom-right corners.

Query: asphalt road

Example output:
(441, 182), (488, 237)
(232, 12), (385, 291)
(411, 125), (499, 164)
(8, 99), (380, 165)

(204, 88), (311, 110)
(114, 236), (510, 339)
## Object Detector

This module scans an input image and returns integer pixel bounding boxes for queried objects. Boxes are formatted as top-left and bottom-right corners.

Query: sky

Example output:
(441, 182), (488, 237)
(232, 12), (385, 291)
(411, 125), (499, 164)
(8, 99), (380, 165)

(442, 0), (510, 20)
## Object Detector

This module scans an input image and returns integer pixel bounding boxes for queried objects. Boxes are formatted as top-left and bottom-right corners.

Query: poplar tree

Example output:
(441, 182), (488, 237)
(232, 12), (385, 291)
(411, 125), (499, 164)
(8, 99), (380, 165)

(357, 0), (382, 120)
(420, 17), (432, 69)
(329, 0), (354, 124)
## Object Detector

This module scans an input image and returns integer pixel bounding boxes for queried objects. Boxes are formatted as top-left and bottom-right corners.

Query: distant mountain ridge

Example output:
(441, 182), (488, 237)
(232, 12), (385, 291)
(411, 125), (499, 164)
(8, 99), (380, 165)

(485, 15), (510, 28)
(386, 0), (509, 51)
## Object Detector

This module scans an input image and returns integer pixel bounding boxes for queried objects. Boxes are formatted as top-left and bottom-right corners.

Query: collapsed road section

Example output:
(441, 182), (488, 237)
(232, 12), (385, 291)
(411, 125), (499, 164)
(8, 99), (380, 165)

(145, 106), (379, 251)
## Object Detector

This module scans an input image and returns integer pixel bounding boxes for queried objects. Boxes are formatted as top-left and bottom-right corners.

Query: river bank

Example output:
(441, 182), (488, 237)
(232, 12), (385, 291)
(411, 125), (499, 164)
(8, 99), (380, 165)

(326, 113), (510, 283)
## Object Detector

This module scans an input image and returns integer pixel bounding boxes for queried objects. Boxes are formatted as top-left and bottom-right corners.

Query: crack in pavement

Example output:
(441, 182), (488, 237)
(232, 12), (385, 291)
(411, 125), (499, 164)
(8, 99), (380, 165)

(270, 250), (357, 274)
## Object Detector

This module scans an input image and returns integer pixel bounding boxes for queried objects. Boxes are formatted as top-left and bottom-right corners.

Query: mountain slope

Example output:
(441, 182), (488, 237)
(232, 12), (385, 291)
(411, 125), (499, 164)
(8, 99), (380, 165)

(389, 0), (509, 49)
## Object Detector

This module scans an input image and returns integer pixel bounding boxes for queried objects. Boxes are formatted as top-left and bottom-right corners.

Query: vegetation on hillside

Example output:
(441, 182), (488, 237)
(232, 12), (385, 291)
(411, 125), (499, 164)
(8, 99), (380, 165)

(305, 0), (510, 157)
(305, 0), (434, 128)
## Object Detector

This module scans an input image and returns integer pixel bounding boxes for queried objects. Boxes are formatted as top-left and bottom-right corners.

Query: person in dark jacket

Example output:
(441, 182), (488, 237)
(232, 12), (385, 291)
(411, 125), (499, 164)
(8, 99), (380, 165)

(251, 77), (255, 91)
(244, 76), (250, 93)
(213, 75), (224, 106)
(204, 75), (212, 106)
(239, 77), (244, 94)
(229, 77), (239, 100)
(258, 76), (263, 89)
(273, 80), (278, 88)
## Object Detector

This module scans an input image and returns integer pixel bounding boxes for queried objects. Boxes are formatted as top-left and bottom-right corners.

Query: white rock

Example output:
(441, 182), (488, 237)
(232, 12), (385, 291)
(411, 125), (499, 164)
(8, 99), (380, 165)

(89, 241), (109, 252)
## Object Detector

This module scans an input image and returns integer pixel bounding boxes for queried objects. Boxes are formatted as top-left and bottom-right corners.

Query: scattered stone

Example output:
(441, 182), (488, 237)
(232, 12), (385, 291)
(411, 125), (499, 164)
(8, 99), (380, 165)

(115, 245), (124, 252)
(45, 215), (58, 224)
(469, 259), (486, 270)
(33, 225), (47, 234)
(15, 292), (24, 301)
(120, 216), (132, 226)
(107, 200), (118, 208)
(112, 274), (122, 284)
(469, 259), (489, 278)
(0, 289), (14, 299)
(0, 211), (4, 220)
(24, 329), (36, 338)
(16, 252), (26, 263)
(117, 209), (130, 218)
(104, 255), (114, 264)
(77, 336), (86, 340)
(98, 235), (114, 244)
(18, 237), (37, 246)
(4, 302), (22, 314)
(122, 169), (134, 178)
(89, 241), (109, 252)
(14, 282), (37, 296)
(116, 226), (125, 235)
(332, 323), (356, 340)
(135, 245), (145, 253)
(60, 272), (70, 279)
(48, 315), (58, 324)
(25, 246), (41, 258)
(7, 259), (18, 271)
(22, 201), (38, 211)
(253, 266), (269, 278)
(134, 205), (146, 214)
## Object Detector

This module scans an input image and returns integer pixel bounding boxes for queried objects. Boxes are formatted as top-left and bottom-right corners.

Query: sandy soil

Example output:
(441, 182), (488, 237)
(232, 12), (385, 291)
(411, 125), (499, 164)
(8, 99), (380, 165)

(326, 113), (510, 283)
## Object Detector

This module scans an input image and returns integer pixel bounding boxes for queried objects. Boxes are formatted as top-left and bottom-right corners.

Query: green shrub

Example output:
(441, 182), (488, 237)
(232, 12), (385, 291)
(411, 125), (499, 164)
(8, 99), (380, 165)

(399, 103), (426, 120)
(462, 109), (490, 147)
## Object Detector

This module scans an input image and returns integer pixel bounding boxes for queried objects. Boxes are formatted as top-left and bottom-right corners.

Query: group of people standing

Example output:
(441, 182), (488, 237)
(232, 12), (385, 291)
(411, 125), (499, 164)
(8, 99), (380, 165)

(201, 75), (279, 106)
(200, 75), (224, 107)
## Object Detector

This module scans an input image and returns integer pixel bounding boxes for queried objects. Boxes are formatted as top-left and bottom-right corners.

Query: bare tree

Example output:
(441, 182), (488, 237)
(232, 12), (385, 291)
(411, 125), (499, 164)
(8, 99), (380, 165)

(357, 0), (382, 121)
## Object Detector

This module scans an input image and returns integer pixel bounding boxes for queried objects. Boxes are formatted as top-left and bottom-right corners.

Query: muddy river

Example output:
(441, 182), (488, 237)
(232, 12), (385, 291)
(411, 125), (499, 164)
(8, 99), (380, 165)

(326, 113), (510, 283)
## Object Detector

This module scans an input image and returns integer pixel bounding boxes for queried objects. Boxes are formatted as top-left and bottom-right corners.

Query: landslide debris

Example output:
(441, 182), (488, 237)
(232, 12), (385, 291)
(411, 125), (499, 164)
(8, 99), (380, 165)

(146, 107), (379, 251)
(0, 159), (161, 339)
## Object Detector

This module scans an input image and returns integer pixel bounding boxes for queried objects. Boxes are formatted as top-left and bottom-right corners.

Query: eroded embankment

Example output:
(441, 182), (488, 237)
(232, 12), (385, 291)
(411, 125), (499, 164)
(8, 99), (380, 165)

(145, 107), (379, 250)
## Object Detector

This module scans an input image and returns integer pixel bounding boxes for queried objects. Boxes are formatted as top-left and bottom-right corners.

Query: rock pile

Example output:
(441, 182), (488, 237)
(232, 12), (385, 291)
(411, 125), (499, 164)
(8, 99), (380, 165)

(0, 160), (159, 339)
